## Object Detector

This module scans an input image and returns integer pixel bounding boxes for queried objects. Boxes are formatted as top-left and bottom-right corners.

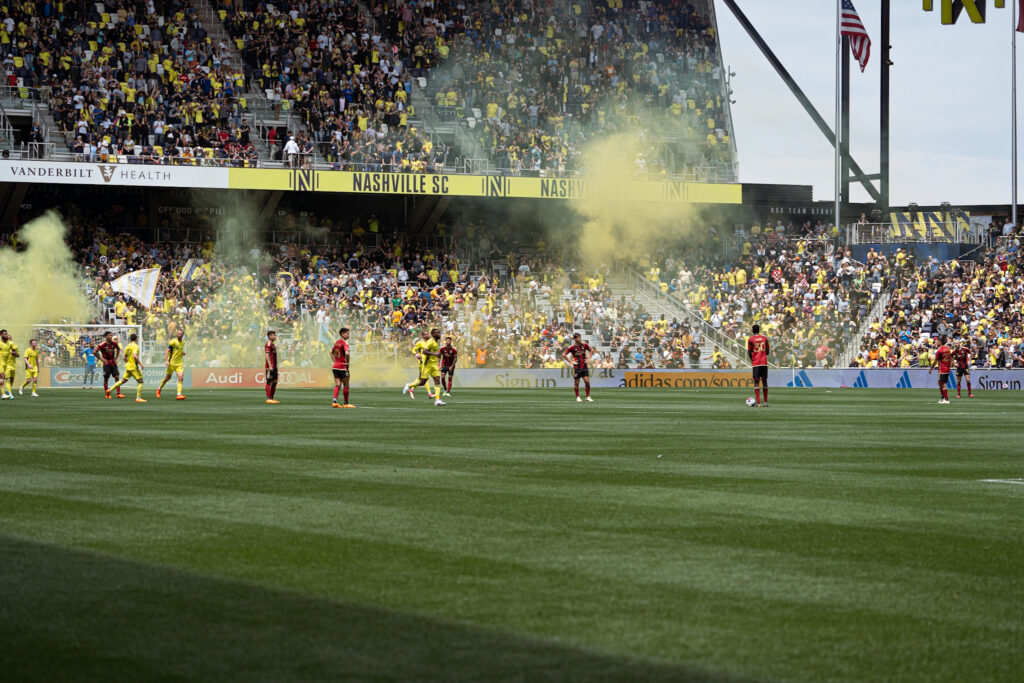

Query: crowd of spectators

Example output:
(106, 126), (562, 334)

(2, 0), (261, 164)
(217, 0), (446, 171)
(852, 238), (1024, 369)
(424, 0), (733, 176)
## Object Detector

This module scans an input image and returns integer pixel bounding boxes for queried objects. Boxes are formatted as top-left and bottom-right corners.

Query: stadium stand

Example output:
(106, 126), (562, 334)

(851, 235), (1024, 369)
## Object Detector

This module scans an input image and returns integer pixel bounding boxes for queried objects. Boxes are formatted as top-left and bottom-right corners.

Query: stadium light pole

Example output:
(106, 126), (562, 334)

(1013, 0), (1019, 229)
(880, 0), (890, 217)
(835, 0), (842, 235)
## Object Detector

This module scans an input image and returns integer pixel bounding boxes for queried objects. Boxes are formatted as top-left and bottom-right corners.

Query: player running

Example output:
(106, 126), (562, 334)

(0, 329), (18, 399)
(265, 330), (280, 404)
(110, 333), (147, 402)
(97, 331), (123, 399)
(952, 339), (974, 399)
(403, 330), (429, 400)
(747, 324), (770, 407)
(330, 327), (355, 408)
(928, 334), (953, 404)
(563, 333), (593, 402)
(19, 339), (40, 397)
(156, 330), (186, 400)
(439, 336), (458, 397)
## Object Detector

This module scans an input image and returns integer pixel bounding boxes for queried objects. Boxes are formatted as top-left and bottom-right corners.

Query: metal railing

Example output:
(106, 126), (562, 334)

(846, 222), (987, 245)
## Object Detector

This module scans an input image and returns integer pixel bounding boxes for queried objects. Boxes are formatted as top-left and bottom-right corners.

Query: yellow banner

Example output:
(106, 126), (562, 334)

(888, 211), (970, 242)
(227, 169), (742, 204)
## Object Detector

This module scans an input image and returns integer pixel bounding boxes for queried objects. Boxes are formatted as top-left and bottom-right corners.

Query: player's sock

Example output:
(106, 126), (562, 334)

(763, 387), (768, 402)
(755, 388), (761, 404)
(967, 381), (972, 394)
(270, 383), (277, 400)
(265, 384), (271, 398)
(333, 386), (340, 401)
(176, 380), (183, 395)
(137, 383), (144, 399)
(574, 386), (579, 398)
(585, 385), (590, 398)
(343, 387), (350, 404)
(941, 388), (948, 401)
(21, 380), (29, 390)
(103, 380), (109, 392)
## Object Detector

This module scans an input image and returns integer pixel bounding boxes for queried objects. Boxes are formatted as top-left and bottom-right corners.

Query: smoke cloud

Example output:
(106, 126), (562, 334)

(0, 211), (92, 346)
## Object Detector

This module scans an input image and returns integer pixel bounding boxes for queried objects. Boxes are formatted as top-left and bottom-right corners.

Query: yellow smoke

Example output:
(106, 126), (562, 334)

(569, 132), (696, 269)
(0, 211), (92, 347)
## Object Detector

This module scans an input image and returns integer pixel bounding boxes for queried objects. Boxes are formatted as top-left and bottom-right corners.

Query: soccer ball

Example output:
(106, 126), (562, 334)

(745, 397), (757, 407)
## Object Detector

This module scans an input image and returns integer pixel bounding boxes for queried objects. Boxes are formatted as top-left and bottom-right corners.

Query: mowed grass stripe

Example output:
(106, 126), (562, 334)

(1, 388), (1022, 683)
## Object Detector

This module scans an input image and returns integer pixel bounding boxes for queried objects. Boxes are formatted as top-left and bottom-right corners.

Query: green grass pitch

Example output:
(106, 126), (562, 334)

(1, 387), (1022, 683)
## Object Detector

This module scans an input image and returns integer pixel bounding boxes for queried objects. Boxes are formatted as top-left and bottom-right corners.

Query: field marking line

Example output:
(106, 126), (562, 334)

(979, 478), (1024, 485)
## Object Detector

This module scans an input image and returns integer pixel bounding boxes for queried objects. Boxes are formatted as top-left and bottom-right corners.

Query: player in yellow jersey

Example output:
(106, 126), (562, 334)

(401, 328), (445, 406)
(402, 329), (431, 400)
(110, 333), (147, 402)
(156, 330), (186, 400)
(1, 329), (19, 400)
(19, 339), (40, 397)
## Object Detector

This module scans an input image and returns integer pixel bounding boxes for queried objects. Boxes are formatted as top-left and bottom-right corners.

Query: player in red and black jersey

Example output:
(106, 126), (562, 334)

(563, 333), (593, 402)
(439, 336), (458, 397)
(929, 334), (953, 404)
(264, 330), (279, 404)
(747, 324), (770, 407)
(97, 331), (123, 398)
(952, 340), (974, 399)
(330, 327), (355, 408)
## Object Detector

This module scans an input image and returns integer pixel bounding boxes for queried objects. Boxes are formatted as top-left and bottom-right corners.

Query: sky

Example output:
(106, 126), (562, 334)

(715, 1), (1024, 206)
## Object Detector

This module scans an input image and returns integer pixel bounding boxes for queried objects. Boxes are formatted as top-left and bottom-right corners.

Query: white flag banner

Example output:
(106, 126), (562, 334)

(110, 267), (161, 309)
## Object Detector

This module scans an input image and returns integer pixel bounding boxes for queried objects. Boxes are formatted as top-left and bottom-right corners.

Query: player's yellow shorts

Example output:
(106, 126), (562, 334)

(422, 362), (441, 379)
(165, 363), (184, 375)
(124, 367), (143, 382)
(5, 364), (14, 379)
(25, 369), (38, 379)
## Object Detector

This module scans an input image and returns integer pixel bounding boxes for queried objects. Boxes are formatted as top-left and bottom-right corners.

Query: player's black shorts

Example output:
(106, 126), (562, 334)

(103, 364), (120, 381)
(574, 367), (589, 380)
(332, 369), (350, 380)
(752, 365), (768, 381)
(955, 367), (969, 379)
(265, 368), (279, 383)
(939, 372), (950, 385)
(441, 365), (455, 375)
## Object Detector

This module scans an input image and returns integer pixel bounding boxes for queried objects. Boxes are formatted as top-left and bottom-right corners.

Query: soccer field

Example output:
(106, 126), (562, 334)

(1, 387), (1022, 683)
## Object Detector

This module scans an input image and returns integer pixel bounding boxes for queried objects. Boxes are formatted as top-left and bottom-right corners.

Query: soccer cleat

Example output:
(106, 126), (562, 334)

(762, 403), (769, 407)
(155, 389), (162, 398)
(576, 396), (582, 402)
(938, 399), (949, 404)
(342, 404), (356, 408)
(332, 401), (341, 408)
(31, 392), (39, 397)
(956, 394), (961, 398)
(585, 396), (594, 402)
(116, 393), (126, 399)
(266, 399), (280, 404)
(135, 398), (147, 403)
(443, 392), (451, 397)
(408, 389), (415, 400)
(105, 390), (111, 399)
(434, 399), (446, 406)
(175, 394), (186, 400)
(428, 392), (436, 399)
(18, 387), (22, 395)
(402, 384), (410, 395)
(968, 393), (974, 398)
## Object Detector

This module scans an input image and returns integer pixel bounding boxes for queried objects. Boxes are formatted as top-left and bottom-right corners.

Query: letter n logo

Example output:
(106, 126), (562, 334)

(482, 176), (510, 197)
(97, 165), (117, 183)
(289, 170), (320, 191)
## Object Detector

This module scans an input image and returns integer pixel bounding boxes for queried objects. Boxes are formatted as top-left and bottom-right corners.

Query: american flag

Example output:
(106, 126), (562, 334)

(840, 0), (871, 72)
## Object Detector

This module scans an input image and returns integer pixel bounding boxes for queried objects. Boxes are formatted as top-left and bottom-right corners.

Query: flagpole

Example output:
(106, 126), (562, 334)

(835, 0), (842, 236)
(1013, 0), (1018, 230)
